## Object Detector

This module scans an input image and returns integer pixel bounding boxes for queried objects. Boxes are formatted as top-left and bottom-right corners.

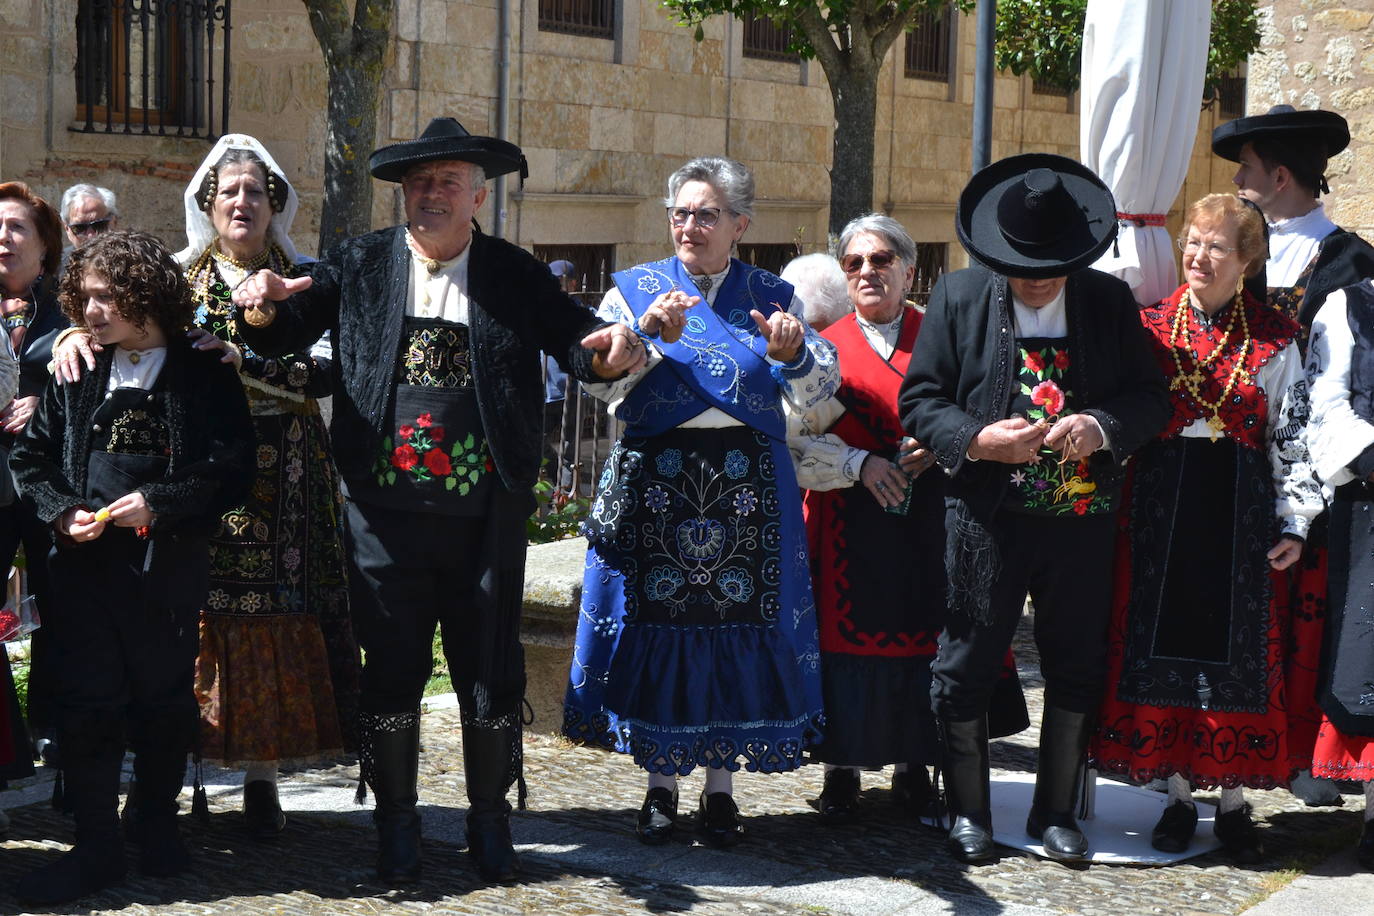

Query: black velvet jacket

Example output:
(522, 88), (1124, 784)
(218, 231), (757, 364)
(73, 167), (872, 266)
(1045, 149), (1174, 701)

(10, 340), (255, 533)
(236, 226), (606, 491)
(899, 267), (1170, 520)
(1299, 228), (1374, 328)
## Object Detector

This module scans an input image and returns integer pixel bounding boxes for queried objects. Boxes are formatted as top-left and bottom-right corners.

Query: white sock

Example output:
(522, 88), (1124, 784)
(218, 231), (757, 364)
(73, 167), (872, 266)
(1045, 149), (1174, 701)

(704, 767), (733, 796)
(647, 771), (677, 793)
(244, 761), (278, 785)
(1364, 781), (1374, 821)
(1167, 773), (1195, 808)
(1218, 786), (1245, 814)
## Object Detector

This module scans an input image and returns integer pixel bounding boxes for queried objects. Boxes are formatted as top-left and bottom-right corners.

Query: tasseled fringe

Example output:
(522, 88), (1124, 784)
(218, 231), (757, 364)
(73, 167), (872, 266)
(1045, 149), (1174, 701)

(192, 758), (209, 824)
(945, 500), (1001, 626)
(517, 773), (528, 812)
(355, 779), (367, 805)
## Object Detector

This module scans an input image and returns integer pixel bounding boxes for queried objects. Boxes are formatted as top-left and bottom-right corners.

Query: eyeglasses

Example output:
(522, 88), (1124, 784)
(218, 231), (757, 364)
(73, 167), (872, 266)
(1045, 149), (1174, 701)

(68, 218), (112, 237)
(840, 250), (898, 275)
(667, 207), (724, 229)
(1177, 238), (1237, 259)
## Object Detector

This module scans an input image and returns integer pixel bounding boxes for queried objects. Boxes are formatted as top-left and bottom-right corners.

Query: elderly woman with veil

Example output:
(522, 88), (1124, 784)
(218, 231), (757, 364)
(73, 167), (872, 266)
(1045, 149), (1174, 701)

(53, 135), (359, 838)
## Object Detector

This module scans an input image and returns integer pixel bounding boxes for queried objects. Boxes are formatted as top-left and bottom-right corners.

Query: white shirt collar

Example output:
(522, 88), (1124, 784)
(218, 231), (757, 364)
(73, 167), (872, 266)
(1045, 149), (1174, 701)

(1268, 201), (1335, 239)
(1010, 283), (1068, 338)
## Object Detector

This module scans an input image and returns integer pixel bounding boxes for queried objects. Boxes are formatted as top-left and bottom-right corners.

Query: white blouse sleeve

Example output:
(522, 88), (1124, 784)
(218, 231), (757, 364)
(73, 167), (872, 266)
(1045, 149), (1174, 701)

(785, 394), (867, 491)
(1266, 340), (1323, 538)
(771, 292), (840, 411)
(1305, 286), (1374, 490)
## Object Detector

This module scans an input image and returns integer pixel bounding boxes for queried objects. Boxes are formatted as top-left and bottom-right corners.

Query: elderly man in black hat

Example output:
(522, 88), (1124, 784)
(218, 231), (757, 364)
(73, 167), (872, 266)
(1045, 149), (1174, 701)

(1214, 104), (1374, 340)
(899, 154), (1169, 864)
(231, 118), (647, 885)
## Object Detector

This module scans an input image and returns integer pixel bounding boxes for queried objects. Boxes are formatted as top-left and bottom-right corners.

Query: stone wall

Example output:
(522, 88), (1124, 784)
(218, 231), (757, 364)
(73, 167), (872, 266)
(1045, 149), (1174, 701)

(1249, 2), (1374, 236)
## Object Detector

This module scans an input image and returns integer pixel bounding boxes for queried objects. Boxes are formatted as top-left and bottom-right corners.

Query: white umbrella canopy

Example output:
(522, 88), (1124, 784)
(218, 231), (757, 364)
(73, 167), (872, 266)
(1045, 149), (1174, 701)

(1080, 0), (1212, 306)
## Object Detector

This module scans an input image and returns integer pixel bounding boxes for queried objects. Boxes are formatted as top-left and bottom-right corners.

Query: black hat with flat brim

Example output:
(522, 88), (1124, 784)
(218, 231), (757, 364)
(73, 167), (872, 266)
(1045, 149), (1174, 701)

(1211, 105), (1350, 162)
(956, 153), (1118, 279)
(369, 117), (529, 183)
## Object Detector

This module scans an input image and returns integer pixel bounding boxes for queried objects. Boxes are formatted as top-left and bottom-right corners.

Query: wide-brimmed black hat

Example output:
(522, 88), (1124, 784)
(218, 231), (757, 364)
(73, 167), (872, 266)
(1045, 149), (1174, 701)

(369, 117), (529, 183)
(1211, 104), (1350, 162)
(955, 153), (1117, 279)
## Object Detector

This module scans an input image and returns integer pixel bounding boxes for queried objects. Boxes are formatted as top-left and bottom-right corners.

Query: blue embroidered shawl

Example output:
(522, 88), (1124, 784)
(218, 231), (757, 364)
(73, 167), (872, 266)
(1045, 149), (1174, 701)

(613, 257), (795, 439)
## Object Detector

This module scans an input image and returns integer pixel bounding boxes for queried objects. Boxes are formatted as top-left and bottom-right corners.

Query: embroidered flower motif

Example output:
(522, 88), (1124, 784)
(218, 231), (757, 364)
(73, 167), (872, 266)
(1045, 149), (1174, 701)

(723, 450), (749, 479)
(728, 309), (749, 327)
(733, 488), (758, 516)
(593, 614), (617, 637)
(206, 589), (231, 610)
(430, 425), (445, 443)
(1010, 470), (1027, 487)
(1023, 350), (1046, 374)
(1073, 497), (1091, 516)
(676, 518), (726, 560)
(392, 444), (420, 470)
(644, 485), (670, 513)
(287, 362), (309, 388)
(759, 273), (782, 287)
(285, 457), (304, 484)
(637, 275), (662, 295)
(656, 449), (683, 477)
(283, 547), (301, 571)
(256, 444), (278, 469)
(686, 315), (708, 334)
(1033, 478), (1051, 490)
(718, 567), (755, 603)
(240, 592), (265, 613)
(416, 413), (434, 428)
(708, 357), (728, 377)
(425, 449), (452, 475)
(1054, 350), (1070, 370)
(646, 566), (685, 601)
(399, 424), (416, 439)
(1031, 380), (1065, 416)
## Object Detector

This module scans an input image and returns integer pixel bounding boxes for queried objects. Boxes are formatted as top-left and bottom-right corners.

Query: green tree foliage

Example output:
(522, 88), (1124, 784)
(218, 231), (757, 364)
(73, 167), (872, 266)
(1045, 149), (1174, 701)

(994, 0), (1261, 95)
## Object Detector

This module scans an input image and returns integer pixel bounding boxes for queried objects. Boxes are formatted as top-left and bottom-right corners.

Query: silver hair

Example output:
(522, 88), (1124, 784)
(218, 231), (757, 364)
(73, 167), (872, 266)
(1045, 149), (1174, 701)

(781, 253), (852, 331)
(664, 157), (755, 220)
(837, 213), (918, 268)
(60, 183), (118, 222)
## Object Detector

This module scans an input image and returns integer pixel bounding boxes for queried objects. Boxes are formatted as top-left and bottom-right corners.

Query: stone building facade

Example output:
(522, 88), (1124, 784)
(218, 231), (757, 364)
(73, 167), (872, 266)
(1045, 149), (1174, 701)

(3, 1), (1237, 284)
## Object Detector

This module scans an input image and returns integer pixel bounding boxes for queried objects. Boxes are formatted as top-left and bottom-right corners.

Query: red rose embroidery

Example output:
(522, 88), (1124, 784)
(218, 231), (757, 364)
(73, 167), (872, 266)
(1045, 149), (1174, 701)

(398, 424), (416, 439)
(1076, 460), (1090, 477)
(1031, 380), (1065, 416)
(1073, 497), (1091, 516)
(392, 444), (419, 470)
(1024, 351), (1045, 373)
(429, 425), (445, 443)
(416, 413), (433, 428)
(1054, 350), (1070, 370)
(484, 456), (495, 472)
(424, 449), (452, 475)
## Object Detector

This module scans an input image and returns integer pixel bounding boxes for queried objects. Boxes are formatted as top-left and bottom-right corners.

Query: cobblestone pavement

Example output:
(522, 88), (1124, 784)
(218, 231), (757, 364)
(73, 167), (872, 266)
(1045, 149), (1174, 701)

(0, 620), (1367, 915)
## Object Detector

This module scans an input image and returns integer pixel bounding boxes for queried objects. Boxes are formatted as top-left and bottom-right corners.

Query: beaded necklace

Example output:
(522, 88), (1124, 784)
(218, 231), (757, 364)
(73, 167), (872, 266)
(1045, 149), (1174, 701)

(185, 241), (288, 314)
(1167, 286), (1251, 441)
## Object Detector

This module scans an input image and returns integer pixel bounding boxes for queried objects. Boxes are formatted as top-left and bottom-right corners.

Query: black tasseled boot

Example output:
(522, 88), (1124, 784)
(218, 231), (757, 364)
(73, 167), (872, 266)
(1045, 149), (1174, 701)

(462, 713), (521, 883)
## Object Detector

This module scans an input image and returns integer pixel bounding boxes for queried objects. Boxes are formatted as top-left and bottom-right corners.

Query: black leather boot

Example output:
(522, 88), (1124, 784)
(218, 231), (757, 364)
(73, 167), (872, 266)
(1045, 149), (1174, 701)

(360, 710), (423, 885)
(939, 717), (995, 863)
(1025, 706), (1091, 862)
(127, 707), (193, 877)
(16, 714), (128, 906)
(462, 713), (521, 883)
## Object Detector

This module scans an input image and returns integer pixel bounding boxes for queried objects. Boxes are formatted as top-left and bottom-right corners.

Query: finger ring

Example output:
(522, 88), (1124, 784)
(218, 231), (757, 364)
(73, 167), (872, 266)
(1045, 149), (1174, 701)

(876, 482), (886, 491)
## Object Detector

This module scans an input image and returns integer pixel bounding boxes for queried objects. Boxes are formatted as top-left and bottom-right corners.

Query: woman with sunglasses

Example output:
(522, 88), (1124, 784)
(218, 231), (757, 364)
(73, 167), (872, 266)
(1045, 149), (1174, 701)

(564, 156), (837, 847)
(1090, 194), (1321, 861)
(791, 215), (1020, 823)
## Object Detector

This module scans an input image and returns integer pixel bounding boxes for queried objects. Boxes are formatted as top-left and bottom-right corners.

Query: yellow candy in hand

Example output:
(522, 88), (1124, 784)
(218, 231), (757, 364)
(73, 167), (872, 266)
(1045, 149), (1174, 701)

(93, 507), (111, 523)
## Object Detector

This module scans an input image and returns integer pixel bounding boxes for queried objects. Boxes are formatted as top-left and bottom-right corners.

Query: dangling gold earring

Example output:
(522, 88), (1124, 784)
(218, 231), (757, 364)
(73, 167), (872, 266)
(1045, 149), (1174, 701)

(1236, 274), (1246, 297)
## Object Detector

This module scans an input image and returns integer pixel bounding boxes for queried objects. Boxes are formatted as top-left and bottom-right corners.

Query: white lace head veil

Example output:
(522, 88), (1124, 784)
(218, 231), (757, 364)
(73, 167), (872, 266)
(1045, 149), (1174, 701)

(174, 133), (301, 267)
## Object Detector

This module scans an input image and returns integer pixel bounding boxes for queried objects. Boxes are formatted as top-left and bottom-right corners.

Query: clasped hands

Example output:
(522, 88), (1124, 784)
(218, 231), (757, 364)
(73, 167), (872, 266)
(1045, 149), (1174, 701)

(968, 414), (1103, 465)
(635, 291), (803, 362)
(59, 491), (152, 542)
(861, 436), (936, 509)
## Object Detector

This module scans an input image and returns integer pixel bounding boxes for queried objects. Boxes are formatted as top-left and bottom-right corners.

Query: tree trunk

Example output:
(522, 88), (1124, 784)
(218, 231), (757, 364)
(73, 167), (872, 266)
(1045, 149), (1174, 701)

(824, 64), (880, 239)
(318, 60), (384, 255)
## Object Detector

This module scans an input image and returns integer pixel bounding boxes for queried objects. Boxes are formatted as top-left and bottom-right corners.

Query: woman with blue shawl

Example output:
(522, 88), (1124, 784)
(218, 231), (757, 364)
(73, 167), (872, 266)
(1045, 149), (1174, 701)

(564, 157), (838, 847)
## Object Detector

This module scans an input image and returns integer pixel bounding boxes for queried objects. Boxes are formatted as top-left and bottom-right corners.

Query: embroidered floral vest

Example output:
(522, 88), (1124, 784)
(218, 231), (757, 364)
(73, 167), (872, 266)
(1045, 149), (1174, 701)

(356, 317), (493, 515)
(1002, 338), (1110, 517)
(1267, 253), (1318, 356)
(1140, 287), (1297, 452)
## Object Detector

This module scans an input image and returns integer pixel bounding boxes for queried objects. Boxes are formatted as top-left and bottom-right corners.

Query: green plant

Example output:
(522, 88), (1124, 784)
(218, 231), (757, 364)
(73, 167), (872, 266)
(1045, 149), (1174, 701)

(527, 478), (592, 544)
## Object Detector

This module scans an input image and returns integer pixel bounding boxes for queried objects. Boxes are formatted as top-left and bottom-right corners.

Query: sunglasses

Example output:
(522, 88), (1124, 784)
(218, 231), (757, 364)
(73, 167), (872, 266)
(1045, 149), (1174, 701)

(69, 218), (112, 237)
(841, 250), (897, 275)
(666, 207), (724, 229)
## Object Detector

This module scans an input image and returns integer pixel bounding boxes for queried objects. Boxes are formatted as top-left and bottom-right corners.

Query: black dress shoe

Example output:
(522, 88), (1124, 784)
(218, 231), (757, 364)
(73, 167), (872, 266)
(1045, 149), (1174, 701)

(891, 768), (936, 819)
(1213, 806), (1264, 864)
(1150, 800), (1197, 853)
(948, 813), (996, 863)
(697, 792), (744, 847)
(243, 780), (287, 839)
(636, 787), (678, 845)
(1357, 819), (1374, 870)
(817, 768), (860, 823)
(1026, 808), (1089, 862)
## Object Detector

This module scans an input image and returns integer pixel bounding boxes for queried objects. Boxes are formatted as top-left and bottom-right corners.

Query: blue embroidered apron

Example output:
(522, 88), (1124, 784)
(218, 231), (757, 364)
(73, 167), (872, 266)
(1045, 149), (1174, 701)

(563, 257), (824, 774)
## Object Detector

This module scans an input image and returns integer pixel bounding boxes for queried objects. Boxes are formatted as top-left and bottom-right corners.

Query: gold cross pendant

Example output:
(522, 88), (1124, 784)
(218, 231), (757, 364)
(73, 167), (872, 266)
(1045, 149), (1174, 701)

(1206, 414), (1226, 442)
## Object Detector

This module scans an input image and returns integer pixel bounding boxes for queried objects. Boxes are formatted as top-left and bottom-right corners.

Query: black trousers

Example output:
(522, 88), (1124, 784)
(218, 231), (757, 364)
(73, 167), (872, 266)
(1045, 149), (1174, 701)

(346, 499), (525, 719)
(931, 509), (1116, 722)
(47, 532), (200, 746)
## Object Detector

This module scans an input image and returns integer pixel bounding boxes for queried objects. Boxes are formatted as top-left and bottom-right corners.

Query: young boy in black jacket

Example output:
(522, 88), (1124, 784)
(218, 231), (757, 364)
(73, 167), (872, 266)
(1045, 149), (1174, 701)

(10, 230), (254, 905)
